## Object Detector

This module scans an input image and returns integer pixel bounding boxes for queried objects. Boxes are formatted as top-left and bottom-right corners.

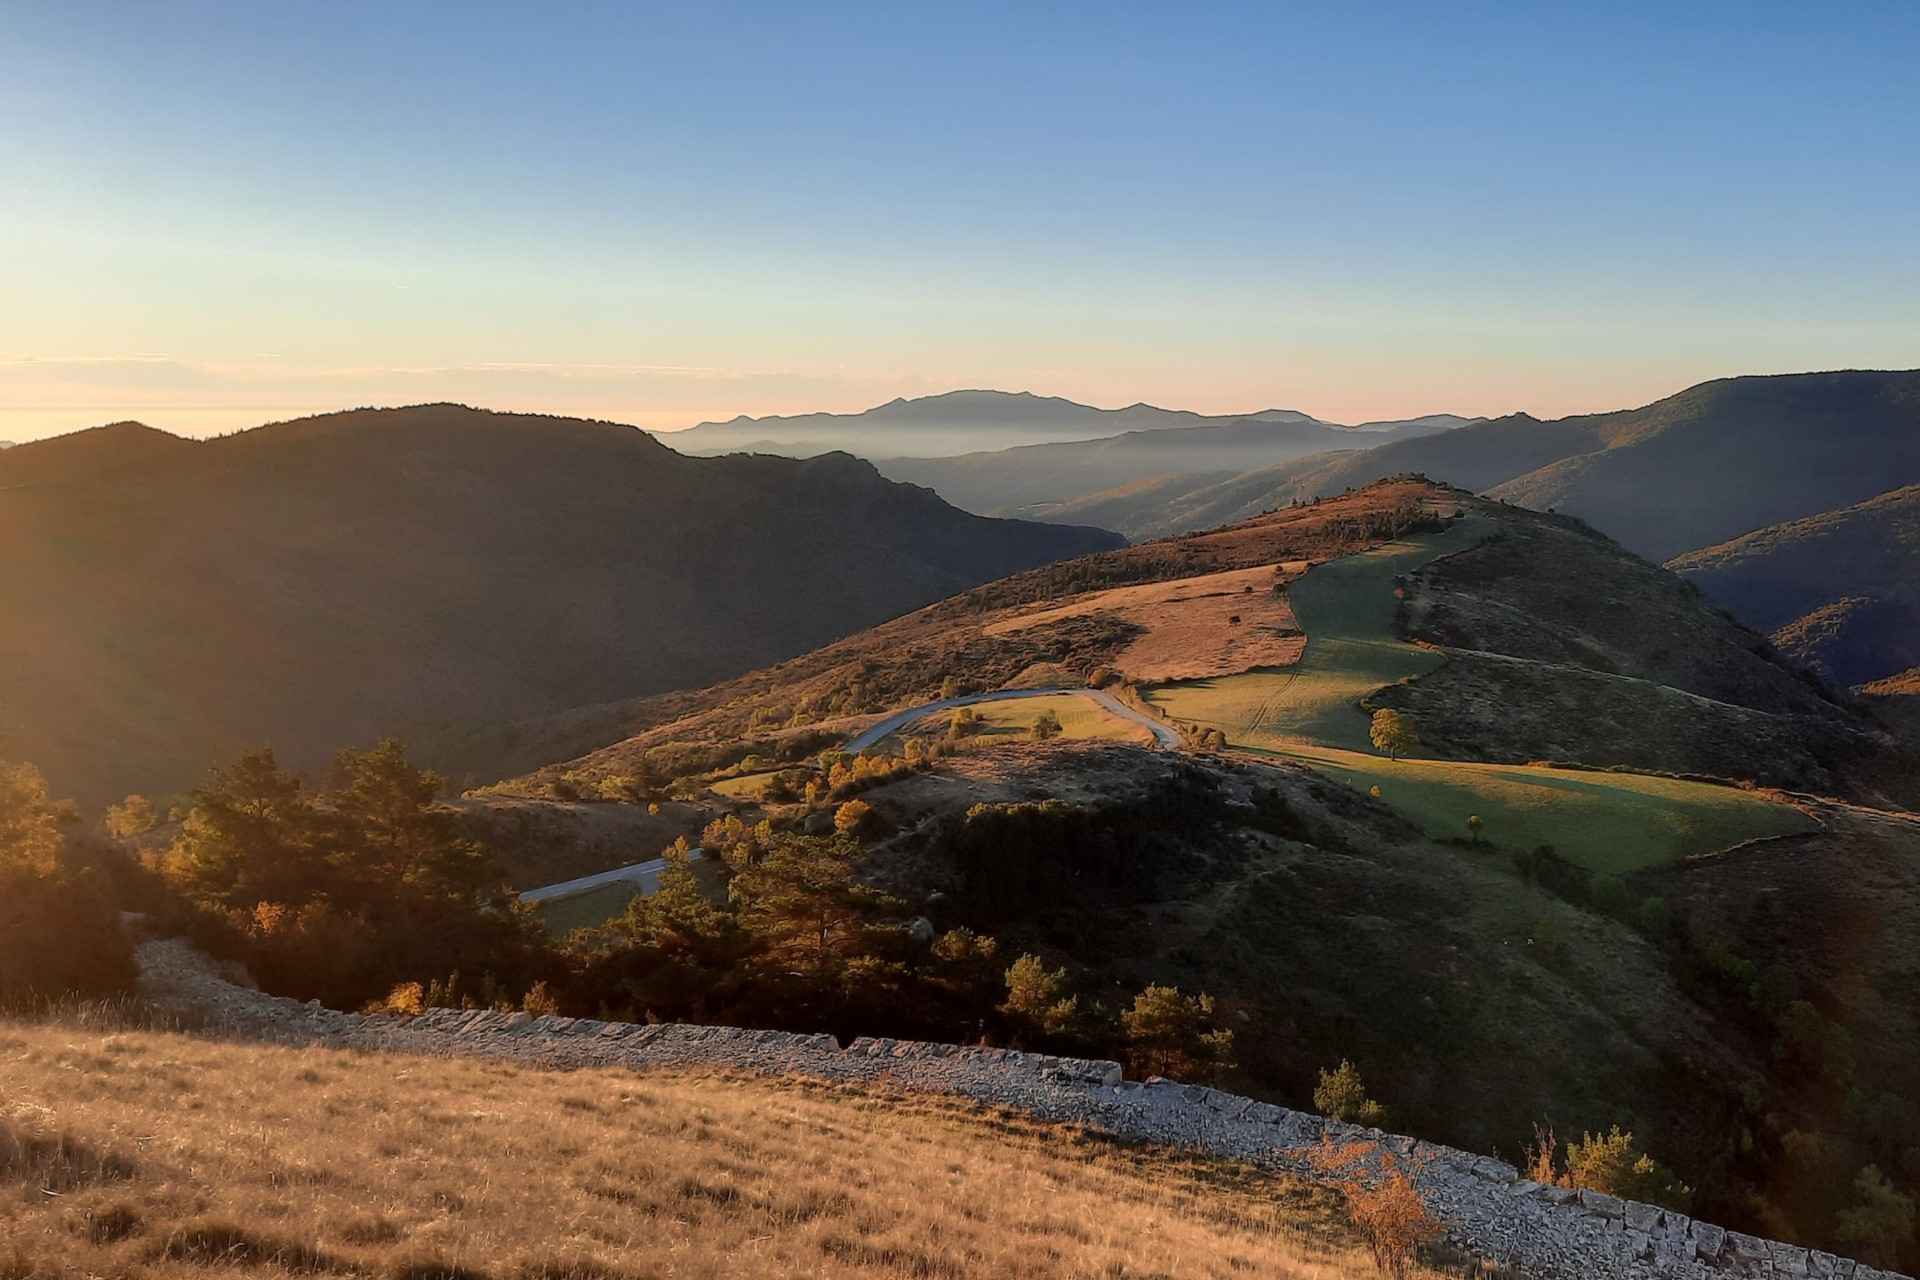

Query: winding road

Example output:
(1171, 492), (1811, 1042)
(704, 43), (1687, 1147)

(519, 686), (1181, 907)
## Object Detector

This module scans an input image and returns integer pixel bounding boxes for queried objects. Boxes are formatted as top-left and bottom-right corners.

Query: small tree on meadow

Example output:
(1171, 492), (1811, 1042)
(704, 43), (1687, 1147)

(1466, 814), (1484, 844)
(1031, 709), (1063, 741)
(1369, 709), (1416, 761)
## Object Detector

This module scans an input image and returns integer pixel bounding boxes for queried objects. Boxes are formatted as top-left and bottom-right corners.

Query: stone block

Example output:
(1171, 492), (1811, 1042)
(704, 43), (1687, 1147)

(1579, 1189), (1625, 1219)
(1690, 1221), (1727, 1261)
(1625, 1200), (1662, 1233)
(1769, 1242), (1811, 1276)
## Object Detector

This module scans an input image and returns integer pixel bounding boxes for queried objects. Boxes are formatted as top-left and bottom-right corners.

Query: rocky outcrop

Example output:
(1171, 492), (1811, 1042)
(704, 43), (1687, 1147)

(136, 940), (1907, 1280)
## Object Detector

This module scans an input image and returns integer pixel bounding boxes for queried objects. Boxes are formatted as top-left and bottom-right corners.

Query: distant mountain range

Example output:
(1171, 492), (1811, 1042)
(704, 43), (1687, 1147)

(873, 412), (1467, 514)
(0, 405), (1116, 804)
(654, 388), (1478, 459)
(1672, 484), (1920, 687)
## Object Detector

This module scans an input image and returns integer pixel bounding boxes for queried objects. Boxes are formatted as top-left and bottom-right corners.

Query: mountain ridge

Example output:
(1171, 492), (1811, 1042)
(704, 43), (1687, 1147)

(0, 403), (1117, 805)
(658, 388), (1478, 459)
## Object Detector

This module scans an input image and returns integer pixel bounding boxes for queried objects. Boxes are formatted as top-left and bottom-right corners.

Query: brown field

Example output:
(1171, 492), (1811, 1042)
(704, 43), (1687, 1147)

(0, 1019), (1449, 1280)
(985, 563), (1309, 681)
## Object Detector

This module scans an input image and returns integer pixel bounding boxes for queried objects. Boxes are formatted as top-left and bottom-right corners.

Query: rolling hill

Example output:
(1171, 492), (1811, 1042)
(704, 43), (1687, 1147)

(472, 477), (1920, 1266)
(1020, 371), (1920, 560)
(0, 420), (195, 488)
(1669, 484), (1920, 687)
(0, 404), (1117, 805)
(656, 388), (1474, 461)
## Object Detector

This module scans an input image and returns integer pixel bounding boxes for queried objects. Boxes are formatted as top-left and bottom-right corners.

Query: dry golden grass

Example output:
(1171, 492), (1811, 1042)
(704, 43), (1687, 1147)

(0, 1021), (1457, 1279)
(984, 563), (1309, 683)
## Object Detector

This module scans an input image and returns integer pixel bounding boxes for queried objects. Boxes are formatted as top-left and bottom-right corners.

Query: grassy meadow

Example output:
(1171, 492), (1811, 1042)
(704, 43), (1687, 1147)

(1146, 516), (1815, 868)
(1271, 744), (1815, 871)
(0, 1019), (1452, 1280)
(1145, 520), (1484, 752)
(958, 692), (1155, 744)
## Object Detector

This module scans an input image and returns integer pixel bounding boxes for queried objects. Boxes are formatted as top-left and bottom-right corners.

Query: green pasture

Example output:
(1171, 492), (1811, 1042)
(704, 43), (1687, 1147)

(961, 693), (1153, 743)
(1143, 516), (1815, 868)
(1275, 743), (1814, 871)
(1146, 518), (1484, 751)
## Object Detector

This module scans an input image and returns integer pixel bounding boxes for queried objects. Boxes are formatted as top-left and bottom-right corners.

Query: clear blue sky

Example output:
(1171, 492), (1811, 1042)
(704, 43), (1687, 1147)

(4, 0), (1916, 440)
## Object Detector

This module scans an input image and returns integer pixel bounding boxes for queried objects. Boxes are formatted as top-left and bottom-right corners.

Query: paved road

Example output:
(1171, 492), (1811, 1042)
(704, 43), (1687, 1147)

(519, 848), (704, 904)
(521, 687), (1179, 906)
(842, 686), (1182, 753)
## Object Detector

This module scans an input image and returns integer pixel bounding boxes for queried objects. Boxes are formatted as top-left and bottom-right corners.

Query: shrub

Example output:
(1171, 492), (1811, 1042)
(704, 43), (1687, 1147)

(1314, 1060), (1387, 1126)
(0, 762), (137, 1011)
(1526, 1124), (1688, 1209)
(522, 981), (561, 1017)
(1309, 1141), (1440, 1280)
(1835, 1165), (1917, 1269)
(1030, 709), (1063, 741)
(370, 982), (427, 1016)
(1000, 954), (1078, 1038)
(833, 800), (874, 836)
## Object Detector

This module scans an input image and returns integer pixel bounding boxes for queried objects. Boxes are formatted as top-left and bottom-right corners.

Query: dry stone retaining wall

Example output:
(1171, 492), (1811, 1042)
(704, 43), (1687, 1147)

(136, 940), (1907, 1280)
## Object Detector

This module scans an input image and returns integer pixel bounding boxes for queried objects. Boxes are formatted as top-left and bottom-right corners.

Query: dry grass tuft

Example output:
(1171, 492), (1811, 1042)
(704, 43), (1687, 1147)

(0, 1019), (1454, 1278)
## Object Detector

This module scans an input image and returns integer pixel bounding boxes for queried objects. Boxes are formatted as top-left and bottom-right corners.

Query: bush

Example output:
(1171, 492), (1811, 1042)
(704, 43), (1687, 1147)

(1314, 1060), (1387, 1126)
(0, 762), (138, 1011)
(1835, 1165), (1916, 1269)
(833, 800), (874, 836)
(1000, 954), (1078, 1038)
(1310, 1141), (1440, 1280)
(1529, 1124), (1690, 1211)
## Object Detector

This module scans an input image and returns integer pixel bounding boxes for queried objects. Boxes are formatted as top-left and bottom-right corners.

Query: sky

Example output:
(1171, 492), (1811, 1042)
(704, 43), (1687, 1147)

(3, 1), (1917, 443)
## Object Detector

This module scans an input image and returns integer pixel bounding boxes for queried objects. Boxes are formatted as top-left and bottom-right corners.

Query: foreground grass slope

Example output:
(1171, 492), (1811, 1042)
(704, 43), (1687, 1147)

(0, 1020), (1442, 1280)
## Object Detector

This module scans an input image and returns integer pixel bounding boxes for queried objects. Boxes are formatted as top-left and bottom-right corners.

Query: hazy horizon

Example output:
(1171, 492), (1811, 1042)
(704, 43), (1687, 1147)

(6, 1), (1917, 444)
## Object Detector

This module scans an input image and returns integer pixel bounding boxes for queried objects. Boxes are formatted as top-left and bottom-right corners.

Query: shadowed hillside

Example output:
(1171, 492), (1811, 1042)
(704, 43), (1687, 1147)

(1670, 485), (1920, 686)
(1029, 372), (1920, 559)
(0, 405), (1117, 805)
